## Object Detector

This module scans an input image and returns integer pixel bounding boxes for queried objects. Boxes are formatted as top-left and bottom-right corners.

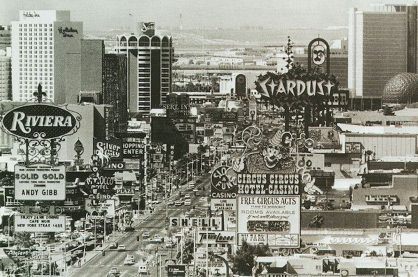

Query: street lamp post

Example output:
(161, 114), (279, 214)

(7, 212), (16, 248)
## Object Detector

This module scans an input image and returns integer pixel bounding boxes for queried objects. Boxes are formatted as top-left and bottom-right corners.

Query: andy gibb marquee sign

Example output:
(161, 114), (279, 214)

(0, 98), (81, 234)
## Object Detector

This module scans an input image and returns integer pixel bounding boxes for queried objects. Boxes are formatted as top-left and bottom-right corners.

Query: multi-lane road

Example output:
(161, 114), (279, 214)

(71, 175), (210, 277)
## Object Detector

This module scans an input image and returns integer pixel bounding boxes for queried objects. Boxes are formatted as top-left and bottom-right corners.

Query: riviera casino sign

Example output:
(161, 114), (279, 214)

(1, 104), (80, 140)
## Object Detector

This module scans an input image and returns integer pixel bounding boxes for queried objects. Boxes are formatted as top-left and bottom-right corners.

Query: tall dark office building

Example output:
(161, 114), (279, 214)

(116, 22), (174, 115)
(103, 54), (128, 134)
(0, 25), (11, 51)
(349, 4), (418, 102)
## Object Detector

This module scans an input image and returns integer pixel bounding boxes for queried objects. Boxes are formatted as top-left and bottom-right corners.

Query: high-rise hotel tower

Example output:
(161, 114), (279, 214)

(115, 22), (174, 115)
(11, 10), (83, 103)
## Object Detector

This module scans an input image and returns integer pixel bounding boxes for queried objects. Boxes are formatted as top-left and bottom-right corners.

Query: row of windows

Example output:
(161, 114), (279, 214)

(20, 73), (53, 78)
(19, 64), (53, 68)
(20, 46), (53, 49)
(20, 42), (53, 45)
(19, 24), (53, 27)
(19, 59), (53, 63)
(19, 78), (53, 83)
(19, 32), (51, 37)
(20, 69), (54, 74)
(20, 36), (52, 41)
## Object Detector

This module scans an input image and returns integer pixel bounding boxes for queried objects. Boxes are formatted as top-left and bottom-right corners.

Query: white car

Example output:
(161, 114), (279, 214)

(165, 241), (175, 248)
(123, 255), (135, 265)
(184, 199), (191, 206)
(117, 245), (126, 251)
(138, 261), (148, 275)
(151, 235), (163, 243)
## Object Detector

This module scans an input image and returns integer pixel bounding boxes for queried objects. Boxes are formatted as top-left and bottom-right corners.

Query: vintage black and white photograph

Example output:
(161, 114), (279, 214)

(0, 0), (417, 276)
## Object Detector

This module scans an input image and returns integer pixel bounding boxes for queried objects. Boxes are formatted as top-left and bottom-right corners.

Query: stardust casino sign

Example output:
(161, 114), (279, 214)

(1, 104), (80, 140)
(255, 67), (337, 105)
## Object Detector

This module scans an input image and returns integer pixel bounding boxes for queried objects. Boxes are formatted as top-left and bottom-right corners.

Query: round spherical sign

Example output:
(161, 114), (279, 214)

(211, 166), (236, 193)
(1, 104), (79, 140)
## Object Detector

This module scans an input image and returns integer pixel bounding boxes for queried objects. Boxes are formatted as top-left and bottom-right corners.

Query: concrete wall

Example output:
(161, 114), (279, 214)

(345, 134), (417, 158)
(301, 210), (380, 229)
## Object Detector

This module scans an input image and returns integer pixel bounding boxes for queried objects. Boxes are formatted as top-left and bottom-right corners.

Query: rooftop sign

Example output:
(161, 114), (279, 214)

(1, 104), (80, 140)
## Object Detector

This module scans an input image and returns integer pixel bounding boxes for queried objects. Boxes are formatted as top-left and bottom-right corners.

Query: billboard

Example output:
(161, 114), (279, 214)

(237, 195), (300, 247)
(85, 199), (115, 217)
(292, 153), (324, 171)
(1, 104), (80, 140)
(237, 173), (300, 195)
(345, 142), (362, 154)
(196, 231), (235, 245)
(14, 164), (66, 200)
(169, 217), (223, 230)
(211, 166), (237, 199)
(167, 265), (186, 277)
(94, 137), (122, 159)
(122, 140), (144, 159)
(211, 199), (236, 211)
(15, 215), (66, 233)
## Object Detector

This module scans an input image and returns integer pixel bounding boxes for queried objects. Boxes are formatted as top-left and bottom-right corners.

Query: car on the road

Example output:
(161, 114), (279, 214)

(150, 235), (163, 243)
(124, 226), (135, 232)
(188, 181), (196, 189)
(142, 232), (150, 239)
(124, 255), (135, 265)
(199, 197), (206, 202)
(117, 244), (126, 251)
(107, 267), (121, 277)
(109, 242), (117, 249)
(165, 240), (175, 248)
(138, 261), (148, 275)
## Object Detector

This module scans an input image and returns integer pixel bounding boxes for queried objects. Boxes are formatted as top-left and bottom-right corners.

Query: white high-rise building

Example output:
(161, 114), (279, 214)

(11, 10), (83, 103)
(115, 22), (174, 114)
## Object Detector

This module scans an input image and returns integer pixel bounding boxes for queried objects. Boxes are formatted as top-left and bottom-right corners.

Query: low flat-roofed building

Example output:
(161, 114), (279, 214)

(352, 174), (418, 211)
(339, 123), (418, 158)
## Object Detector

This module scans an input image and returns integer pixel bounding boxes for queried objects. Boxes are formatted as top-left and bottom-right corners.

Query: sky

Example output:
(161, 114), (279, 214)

(0, 0), (415, 31)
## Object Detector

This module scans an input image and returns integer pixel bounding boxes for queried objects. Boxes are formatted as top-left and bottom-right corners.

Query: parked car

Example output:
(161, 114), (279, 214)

(142, 232), (150, 239)
(184, 199), (191, 206)
(109, 242), (117, 249)
(175, 201), (183, 206)
(117, 245), (126, 251)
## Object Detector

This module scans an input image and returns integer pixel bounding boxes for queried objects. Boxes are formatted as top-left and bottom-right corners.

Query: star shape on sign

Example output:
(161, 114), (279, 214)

(268, 79), (277, 96)
(324, 80), (334, 94)
(258, 77), (271, 98)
